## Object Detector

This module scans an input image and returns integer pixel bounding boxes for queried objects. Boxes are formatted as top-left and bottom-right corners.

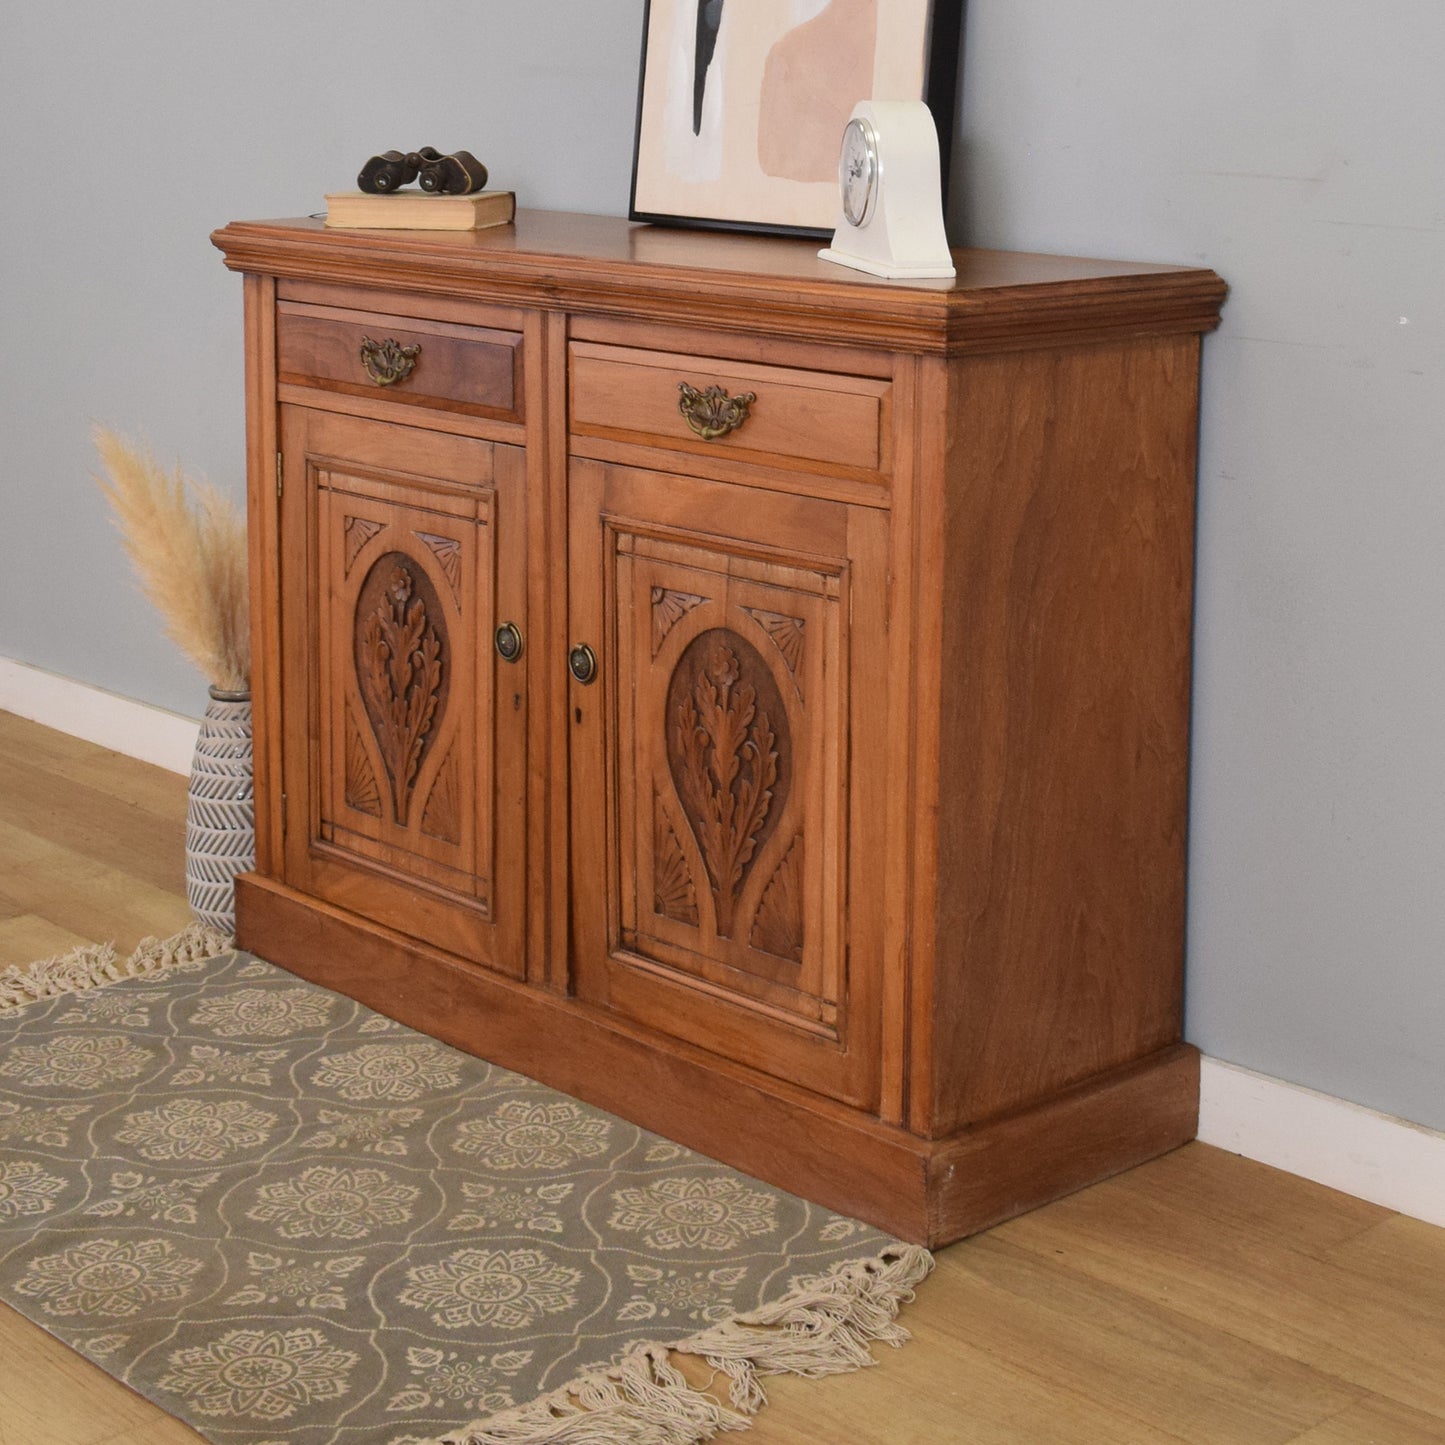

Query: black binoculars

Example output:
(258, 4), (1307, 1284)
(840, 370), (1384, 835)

(357, 148), (489, 196)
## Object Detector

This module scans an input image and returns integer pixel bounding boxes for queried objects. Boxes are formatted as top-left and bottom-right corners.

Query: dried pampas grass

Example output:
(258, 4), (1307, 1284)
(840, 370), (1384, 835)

(94, 427), (250, 693)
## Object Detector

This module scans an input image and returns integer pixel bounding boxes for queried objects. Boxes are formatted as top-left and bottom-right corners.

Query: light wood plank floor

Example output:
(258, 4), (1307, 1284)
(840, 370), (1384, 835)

(1, 709), (1441, 1445)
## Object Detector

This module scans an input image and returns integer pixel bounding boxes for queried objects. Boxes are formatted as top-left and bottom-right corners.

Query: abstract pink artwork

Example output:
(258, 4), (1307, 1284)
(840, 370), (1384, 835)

(631, 0), (958, 235)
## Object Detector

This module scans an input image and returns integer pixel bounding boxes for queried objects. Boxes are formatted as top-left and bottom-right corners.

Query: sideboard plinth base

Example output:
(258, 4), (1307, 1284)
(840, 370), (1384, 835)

(236, 873), (1199, 1247)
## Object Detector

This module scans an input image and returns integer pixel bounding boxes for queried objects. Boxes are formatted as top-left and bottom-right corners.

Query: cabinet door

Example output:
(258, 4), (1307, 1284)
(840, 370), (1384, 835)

(279, 408), (526, 974)
(568, 459), (889, 1108)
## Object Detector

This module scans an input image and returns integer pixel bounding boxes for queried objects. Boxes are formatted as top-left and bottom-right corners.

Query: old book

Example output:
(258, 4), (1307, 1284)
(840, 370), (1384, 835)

(324, 189), (516, 231)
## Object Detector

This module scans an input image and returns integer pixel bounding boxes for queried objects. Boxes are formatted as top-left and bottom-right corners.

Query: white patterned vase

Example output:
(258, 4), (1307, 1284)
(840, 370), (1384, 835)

(185, 687), (255, 933)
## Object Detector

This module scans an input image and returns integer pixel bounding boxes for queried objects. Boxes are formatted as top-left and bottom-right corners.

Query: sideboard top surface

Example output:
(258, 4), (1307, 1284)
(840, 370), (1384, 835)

(212, 210), (1226, 356)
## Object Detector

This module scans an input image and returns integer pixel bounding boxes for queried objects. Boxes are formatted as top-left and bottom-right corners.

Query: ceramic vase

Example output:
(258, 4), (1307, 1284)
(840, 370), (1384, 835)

(185, 687), (255, 933)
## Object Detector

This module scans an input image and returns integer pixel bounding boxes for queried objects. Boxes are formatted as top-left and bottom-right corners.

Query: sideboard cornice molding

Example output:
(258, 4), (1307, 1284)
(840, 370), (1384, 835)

(212, 213), (1225, 358)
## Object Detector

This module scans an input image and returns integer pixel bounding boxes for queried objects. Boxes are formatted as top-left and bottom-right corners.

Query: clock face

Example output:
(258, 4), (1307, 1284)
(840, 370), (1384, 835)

(839, 116), (879, 229)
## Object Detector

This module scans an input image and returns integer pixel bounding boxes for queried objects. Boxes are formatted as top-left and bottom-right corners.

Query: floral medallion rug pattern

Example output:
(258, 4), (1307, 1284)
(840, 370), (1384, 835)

(0, 943), (930, 1445)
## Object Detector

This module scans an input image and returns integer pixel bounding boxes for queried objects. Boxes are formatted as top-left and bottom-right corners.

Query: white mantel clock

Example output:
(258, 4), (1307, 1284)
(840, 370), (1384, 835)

(819, 99), (955, 281)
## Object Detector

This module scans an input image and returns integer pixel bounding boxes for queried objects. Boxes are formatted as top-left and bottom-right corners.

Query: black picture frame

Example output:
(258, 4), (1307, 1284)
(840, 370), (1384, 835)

(629, 0), (962, 240)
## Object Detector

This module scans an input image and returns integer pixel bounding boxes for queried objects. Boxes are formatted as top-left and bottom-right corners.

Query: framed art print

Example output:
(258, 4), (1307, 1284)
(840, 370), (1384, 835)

(630, 0), (961, 238)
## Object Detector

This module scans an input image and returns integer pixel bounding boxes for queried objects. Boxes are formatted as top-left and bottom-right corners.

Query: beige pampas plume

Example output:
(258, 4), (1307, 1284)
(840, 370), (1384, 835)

(93, 427), (250, 693)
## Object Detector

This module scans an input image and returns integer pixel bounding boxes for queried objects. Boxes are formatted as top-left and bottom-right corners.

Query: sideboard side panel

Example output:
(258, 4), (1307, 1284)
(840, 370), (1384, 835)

(925, 333), (1202, 1134)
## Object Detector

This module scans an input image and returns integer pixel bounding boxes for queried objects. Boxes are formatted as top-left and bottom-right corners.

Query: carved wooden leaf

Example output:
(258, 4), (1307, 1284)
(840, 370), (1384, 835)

(750, 834), (804, 963)
(354, 553), (449, 827)
(744, 608), (805, 676)
(344, 703), (382, 817)
(421, 745), (462, 845)
(415, 531), (463, 602)
(666, 629), (790, 938)
(653, 795), (699, 926)
(344, 517), (385, 574)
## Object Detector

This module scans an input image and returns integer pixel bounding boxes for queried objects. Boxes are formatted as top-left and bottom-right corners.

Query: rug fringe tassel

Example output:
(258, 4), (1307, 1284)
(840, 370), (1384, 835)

(432, 1244), (935, 1445)
(0, 922), (232, 1015)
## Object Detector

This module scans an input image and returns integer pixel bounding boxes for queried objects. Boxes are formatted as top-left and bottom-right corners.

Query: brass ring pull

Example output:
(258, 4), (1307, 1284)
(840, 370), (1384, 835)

(495, 622), (524, 662)
(678, 381), (757, 440)
(568, 643), (598, 685)
(359, 336), (421, 386)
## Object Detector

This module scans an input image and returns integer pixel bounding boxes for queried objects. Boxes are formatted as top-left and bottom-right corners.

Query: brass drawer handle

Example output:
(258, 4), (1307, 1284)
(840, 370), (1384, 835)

(678, 381), (756, 440)
(359, 335), (421, 386)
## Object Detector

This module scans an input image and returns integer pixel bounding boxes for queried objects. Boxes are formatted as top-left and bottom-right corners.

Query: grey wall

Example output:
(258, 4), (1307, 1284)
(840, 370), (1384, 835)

(0, 0), (642, 716)
(950, 1), (1445, 1134)
(3, 4), (1441, 1131)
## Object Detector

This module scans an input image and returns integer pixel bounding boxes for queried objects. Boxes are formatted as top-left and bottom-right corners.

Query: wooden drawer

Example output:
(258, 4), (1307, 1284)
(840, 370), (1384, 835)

(277, 301), (523, 421)
(569, 341), (891, 478)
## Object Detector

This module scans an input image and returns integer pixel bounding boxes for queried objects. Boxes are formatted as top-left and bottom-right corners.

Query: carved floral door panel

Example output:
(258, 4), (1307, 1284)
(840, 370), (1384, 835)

(568, 459), (888, 1108)
(279, 409), (526, 974)
(623, 545), (841, 1013)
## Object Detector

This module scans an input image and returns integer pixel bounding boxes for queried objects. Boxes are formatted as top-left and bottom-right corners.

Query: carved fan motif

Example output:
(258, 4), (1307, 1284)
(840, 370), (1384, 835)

(344, 517), (384, 574)
(344, 703), (383, 817)
(653, 795), (700, 926)
(750, 835), (804, 963)
(354, 552), (450, 827)
(666, 629), (790, 938)
(744, 608), (805, 676)
(415, 531), (463, 602)
(651, 587), (708, 655)
(421, 746), (462, 845)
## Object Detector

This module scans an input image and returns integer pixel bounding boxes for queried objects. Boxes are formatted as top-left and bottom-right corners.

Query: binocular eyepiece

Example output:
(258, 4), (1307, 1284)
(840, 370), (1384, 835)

(357, 148), (488, 196)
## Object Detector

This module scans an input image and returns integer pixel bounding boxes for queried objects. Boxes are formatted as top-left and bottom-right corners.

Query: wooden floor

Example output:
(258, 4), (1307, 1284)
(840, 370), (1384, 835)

(1, 708), (1442, 1445)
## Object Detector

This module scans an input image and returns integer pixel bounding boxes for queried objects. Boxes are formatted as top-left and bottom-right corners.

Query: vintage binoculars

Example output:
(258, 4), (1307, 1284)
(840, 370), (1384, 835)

(357, 148), (489, 196)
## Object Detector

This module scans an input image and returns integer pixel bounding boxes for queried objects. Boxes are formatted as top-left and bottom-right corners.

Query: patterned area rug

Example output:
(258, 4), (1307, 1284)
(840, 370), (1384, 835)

(0, 931), (931, 1445)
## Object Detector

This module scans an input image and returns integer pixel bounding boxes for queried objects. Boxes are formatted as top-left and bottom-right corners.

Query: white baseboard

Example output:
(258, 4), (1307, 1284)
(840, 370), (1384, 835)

(1198, 1056), (1445, 1227)
(0, 656), (199, 775)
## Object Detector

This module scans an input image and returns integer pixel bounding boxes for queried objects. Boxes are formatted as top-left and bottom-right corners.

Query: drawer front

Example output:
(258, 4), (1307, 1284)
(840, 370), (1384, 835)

(277, 302), (523, 420)
(570, 342), (891, 478)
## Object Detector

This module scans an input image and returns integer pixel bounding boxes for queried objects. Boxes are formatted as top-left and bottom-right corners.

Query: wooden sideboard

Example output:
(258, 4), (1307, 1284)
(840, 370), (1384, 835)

(212, 211), (1225, 1246)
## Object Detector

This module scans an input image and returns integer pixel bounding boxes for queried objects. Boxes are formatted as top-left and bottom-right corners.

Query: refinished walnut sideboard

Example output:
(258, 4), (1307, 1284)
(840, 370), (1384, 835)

(212, 212), (1225, 1247)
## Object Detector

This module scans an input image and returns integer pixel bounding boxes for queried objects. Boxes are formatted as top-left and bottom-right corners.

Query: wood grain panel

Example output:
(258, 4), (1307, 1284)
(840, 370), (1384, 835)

(919, 336), (1201, 1135)
(277, 301), (522, 420)
(570, 341), (890, 477)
